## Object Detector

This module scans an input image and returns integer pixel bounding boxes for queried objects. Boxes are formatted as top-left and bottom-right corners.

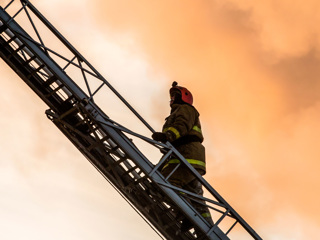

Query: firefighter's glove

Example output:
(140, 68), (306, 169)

(164, 130), (176, 142)
(152, 132), (167, 143)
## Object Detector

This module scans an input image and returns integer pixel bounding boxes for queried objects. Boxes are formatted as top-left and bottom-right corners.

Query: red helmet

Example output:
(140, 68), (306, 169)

(170, 81), (193, 105)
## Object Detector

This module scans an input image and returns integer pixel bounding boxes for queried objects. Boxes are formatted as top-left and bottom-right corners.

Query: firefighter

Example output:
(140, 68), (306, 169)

(152, 81), (213, 232)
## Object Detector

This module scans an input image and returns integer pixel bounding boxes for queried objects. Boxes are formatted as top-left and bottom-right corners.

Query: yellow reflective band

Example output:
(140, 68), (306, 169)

(192, 125), (202, 134)
(162, 163), (170, 170)
(162, 159), (206, 170)
(164, 127), (181, 139)
(186, 159), (206, 167)
(201, 213), (211, 218)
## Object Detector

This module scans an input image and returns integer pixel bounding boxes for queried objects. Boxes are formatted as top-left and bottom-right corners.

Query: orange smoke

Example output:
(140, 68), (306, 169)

(91, 0), (320, 238)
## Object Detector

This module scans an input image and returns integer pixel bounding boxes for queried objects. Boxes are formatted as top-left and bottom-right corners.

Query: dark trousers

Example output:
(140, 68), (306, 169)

(161, 164), (213, 225)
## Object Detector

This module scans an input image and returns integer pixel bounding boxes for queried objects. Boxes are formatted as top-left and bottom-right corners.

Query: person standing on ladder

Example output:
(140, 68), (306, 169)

(152, 81), (214, 232)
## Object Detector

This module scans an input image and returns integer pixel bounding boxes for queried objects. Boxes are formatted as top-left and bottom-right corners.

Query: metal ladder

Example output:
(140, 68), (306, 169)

(0, 1), (262, 239)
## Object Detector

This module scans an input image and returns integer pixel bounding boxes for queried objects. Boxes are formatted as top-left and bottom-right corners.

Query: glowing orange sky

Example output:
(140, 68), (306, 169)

(92, 0), (320, 238)
(1, 0), (320, 239)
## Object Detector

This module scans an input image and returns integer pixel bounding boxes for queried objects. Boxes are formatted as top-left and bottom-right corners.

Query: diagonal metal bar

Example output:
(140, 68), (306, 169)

(226, 220), (238, 236)
(6, 6), (23, 25)
(22, 1), (48, 55)
(4, 0), (15, 10)
(149, 149), (173, 176)
(164, 163), (181, 181)
(208, 209), (231, 236)
(88, 82), (105, 102)
(63, 55), (76, 70)
(78, 57), (93, 98)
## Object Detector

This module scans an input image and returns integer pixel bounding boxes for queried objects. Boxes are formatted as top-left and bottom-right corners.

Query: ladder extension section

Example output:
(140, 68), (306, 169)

(0, 1), (262, 240)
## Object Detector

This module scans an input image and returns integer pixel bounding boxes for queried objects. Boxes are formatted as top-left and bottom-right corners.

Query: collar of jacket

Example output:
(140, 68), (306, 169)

(170, 103), (200, 117)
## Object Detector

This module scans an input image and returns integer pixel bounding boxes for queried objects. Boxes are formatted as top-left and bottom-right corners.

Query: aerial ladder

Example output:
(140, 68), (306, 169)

(0, 1), (262, 239)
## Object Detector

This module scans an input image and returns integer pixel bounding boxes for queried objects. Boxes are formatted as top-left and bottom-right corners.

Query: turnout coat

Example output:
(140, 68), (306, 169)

(162, 103), (206, 175)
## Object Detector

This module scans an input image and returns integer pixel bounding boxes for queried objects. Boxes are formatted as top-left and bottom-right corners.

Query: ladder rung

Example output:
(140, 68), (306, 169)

(123, 174), (146, 189)
(2, 35), (18, 47)
(45, 84), (64, 97)
(63, 95), (76, 104)
(7, 44), (25, 59)
(43, 75), (58, 87)
(23, 55), (37, 66)
(110, 155), (128, 166)
(27, 64), (46, 79)
(124, 165), (139, 175)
